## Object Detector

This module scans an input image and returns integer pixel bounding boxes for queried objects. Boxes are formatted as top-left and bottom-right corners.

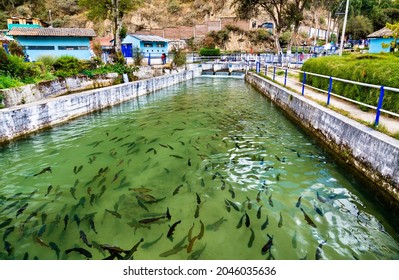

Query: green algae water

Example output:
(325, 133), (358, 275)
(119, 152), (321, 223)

(0, 77), (398, 260)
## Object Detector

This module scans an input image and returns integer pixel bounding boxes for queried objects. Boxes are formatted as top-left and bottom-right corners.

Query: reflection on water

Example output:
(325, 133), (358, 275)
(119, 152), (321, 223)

(0, 78), (398, 260)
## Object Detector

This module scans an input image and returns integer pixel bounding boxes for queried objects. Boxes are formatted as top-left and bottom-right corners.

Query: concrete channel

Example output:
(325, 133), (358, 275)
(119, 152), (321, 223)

(1, 67), (398, 205)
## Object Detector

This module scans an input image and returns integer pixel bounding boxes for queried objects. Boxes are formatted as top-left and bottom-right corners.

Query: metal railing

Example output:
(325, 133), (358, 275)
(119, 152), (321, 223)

(254, 62), (399, 127)
(187, 52), (332, 66)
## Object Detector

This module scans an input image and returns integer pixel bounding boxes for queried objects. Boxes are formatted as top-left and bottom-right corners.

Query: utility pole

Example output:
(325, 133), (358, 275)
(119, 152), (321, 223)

(339, 0), (350, 56)
(48, 10), (53, 27)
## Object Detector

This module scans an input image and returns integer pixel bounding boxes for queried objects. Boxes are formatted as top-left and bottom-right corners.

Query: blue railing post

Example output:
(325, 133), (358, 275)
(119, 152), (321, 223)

(301, 72), (307, 96)
(256, 61), (260, 73)
(148, 53), (151, 66)
(265, 64), (268, 76)
(273, 66), (276, 81)
(375, 86), (385, 126)
(327, 77), (333, 105)
(284, 68), (288, 87)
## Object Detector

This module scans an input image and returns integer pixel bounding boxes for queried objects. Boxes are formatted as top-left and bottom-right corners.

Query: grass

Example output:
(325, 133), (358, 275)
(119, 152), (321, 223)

(301, 53), (399, 114)
(253, 71), (399, 140)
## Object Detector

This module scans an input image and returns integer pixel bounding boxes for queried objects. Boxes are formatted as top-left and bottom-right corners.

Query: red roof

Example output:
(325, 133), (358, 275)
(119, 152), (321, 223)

(93, 35), (114, 47)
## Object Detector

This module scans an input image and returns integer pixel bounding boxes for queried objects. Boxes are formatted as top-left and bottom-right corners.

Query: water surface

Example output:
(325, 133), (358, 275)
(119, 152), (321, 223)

(0, 78), (398, 260)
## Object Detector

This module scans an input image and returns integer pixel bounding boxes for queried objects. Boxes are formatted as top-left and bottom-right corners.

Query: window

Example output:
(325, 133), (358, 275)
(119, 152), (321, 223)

(58, 46), (89, 50)
(144, 43), (153, 47)
(156, 43), (165, 48)
(26, 20), (33, 25)
(26, 46), (55, 50)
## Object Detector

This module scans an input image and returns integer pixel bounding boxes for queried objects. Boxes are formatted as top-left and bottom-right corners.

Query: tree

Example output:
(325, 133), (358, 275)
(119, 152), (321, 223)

(0, 11), (7, 29)
(383, 22), (399, 52)
(232, 0), (312, 53)
(346, 15), (373, 40)
(78, 0), (143, 53)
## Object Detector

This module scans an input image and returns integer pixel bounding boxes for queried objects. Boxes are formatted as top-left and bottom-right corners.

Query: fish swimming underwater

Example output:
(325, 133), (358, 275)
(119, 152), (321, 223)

(236, 214), (244, 229)
(278, 212), (283, 228)
(80, 230), (92, 247)
(261, 234), (273, 255)
(123, 238), (144, 260)
(65, 247), (93, 259)
(248, 227), (255, 248)
(105, 209), (122, 219)
(141, 234), (163, 249)
(257, 206), (262, 219)
(300, 208), (317, 228)
(206, 217), (227, 231)
(296, 196), (302, 208)
(268, 194), (274, 207)
(33, 166), (52, 176)
(245, 212), (250, 228)
(49, 242), (60, 259)
(167, 220), (181, 241)
(261, 215), (269, 230)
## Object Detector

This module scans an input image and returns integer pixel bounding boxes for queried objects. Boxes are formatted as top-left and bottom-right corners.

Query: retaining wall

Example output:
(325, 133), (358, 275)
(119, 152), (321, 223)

(0, 73), (119, 108)
(245, 72), (399, 202)
(0, 71), (196, 143)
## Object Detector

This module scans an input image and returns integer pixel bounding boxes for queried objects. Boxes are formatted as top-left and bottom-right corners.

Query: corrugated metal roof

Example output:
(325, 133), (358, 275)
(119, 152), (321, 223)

(367, 27), (392, 38)
(8, 27), (96, 37)
(130, 34), (169, 42)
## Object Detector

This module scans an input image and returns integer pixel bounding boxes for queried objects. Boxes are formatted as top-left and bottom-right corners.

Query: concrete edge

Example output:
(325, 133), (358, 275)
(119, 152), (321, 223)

(245, 72), (399, 202)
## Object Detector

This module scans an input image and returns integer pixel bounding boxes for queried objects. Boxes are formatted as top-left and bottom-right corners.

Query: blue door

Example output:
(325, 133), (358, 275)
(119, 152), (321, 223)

(121, 44), (132, 57)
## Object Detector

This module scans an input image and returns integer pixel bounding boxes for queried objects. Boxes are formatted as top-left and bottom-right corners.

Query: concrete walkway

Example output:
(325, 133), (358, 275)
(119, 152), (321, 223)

(264, 70), (399, 136)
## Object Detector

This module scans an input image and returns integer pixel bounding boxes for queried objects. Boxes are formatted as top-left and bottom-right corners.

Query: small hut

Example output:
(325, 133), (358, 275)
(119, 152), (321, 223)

(367, 27), (395, 53)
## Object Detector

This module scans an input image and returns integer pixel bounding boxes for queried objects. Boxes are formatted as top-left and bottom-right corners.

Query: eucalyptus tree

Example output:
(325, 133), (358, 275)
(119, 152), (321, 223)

(232, 0), (313, 53)
(78, 0), (143, 53)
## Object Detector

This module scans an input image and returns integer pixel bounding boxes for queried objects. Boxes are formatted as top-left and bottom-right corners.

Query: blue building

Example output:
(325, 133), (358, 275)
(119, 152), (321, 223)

(121, 34), (169, 60)
(367, 27), (395, 53)
(8, 27), (96, 61)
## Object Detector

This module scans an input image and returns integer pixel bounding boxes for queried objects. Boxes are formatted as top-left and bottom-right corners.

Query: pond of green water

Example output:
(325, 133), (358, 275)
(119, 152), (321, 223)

(0, 77), (398, 260)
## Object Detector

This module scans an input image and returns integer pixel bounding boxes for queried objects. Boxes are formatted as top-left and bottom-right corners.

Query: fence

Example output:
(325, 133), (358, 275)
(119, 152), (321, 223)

(253, 62), (399, 128)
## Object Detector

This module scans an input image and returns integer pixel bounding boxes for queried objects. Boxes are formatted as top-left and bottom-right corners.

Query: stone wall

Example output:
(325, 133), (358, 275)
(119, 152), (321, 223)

(245, 72), (399, 202)
(0, 71), (196, 143)
(0, 73), (119, 108)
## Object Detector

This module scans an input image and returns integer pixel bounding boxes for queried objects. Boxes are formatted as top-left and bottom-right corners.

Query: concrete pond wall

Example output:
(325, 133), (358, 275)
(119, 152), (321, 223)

(0, 66), (188, 108)
(0, 70), (196, 143)
(245, 72), (399, 203)
(0, 73), (120, 108)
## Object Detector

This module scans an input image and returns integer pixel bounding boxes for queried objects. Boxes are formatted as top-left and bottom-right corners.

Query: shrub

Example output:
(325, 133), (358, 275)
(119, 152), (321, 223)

(6, 55), (41, 80)
(171, 48), (186, 67)
(36, 55), (57, 72)
(199, 48), (220, 56)
(167, 0), (182, 14)
(53, 55), (82, 77)
(8, 41), (24, 57)
(0, 75), (24, 89)
(300, 54), (399, 114)
(133, 47), (144, 66)
(0, 47), (9, 74)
